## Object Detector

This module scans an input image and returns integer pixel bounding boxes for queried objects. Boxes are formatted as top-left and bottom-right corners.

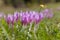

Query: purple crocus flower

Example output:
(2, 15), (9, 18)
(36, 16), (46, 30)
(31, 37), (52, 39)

(6, 14), (14, 24)
(20, 12), (29, 25)
(19, 10), (53, 25)
(34, 13), (40, 24)
(13, 11), (19, 21)
(29, 11), (43, 24)
(39, 12), (44, 19)
(43, 9), (53, 18)
(34, 12), (44, 24)
(19, 11), (44, 25)
(29, 11), (34, 22)
(43, 9), (49, 17)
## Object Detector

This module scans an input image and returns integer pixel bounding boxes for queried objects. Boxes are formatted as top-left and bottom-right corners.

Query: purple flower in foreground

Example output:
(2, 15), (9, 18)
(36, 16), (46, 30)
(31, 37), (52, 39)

(19, 11), (44, 25)
(39, 12), (44, 19)
(14, 11), (19, 21)
(30, 11), (44, 24)
(29, 11), (36, 22)
(6, 14), (14, 24)
(34, 12), (44, 24)
(4, 10), (53, 25)
(20, 11), (30, 25)
(34, 13), (40, 24)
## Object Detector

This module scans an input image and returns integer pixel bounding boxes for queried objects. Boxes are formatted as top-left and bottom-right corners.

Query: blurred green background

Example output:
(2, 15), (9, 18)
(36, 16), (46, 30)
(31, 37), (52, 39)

(0, 0), (60, 13)
(2, 0), (60, 8)
(3, 0), (60, 7)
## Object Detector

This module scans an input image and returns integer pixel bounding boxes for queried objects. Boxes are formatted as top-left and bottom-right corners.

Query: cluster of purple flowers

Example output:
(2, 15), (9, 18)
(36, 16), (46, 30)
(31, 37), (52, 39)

(0, 9), (53, 25)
